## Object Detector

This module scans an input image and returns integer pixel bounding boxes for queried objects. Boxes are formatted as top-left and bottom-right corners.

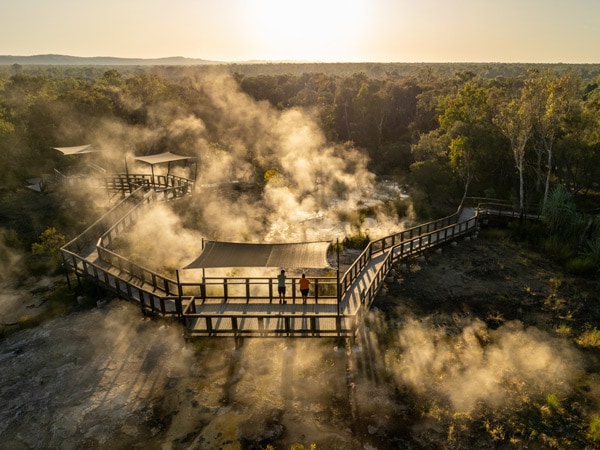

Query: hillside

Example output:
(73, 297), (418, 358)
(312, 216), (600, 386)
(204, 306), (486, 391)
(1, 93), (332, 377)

(0, 54), (221, 66)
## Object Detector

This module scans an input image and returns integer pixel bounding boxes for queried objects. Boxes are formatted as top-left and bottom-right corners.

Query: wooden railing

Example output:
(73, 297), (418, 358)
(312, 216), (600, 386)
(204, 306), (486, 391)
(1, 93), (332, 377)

(178, 275), (338, 304)
(61, 247), (181, 315)
(105, 173), (193, 199)
(96, 246), (180, 296)
(338, 206), (463, 295)
(476, 202), (542, 221)
(350, 211), (479, 314)
(62, 187), (149, 255)
(61, 179), (193, 316)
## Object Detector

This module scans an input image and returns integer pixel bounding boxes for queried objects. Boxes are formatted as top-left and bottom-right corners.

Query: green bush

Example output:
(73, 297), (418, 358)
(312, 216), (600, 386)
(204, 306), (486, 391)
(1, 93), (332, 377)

(31, 227), (66, 274)
(584, 237), (600, 266)
(411, 191), (433, 220)
(392, 198), (410, 219)
(576, 327), (600, 349)
(343, 231), (370, 250)
(542, 235), (576, 263)
(566, 256), (598, 277)
(509, 220), (546, 245)
(588, 416), (600, 442)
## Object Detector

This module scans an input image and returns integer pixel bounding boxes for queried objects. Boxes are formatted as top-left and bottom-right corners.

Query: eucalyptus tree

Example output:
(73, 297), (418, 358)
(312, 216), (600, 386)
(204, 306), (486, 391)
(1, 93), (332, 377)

(524, 71), (581, 208)
(493, 93), (533, 217)
(437, 80), (490, 201)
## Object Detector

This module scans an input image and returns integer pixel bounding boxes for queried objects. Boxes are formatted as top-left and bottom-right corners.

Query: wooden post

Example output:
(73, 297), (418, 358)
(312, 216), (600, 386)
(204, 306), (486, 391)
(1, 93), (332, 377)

(176, 269), (183, 317)
(337, 238), (341, 315)
(62, 261), (72, 292)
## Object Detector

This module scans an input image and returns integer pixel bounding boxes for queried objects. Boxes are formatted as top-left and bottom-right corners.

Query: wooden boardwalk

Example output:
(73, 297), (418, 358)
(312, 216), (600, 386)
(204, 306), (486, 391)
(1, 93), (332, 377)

(61, 177), (491, 338)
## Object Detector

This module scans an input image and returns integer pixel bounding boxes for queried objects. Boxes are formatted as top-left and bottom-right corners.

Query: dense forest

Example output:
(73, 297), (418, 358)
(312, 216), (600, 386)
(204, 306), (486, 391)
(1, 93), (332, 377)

(1, 63), (600, 274)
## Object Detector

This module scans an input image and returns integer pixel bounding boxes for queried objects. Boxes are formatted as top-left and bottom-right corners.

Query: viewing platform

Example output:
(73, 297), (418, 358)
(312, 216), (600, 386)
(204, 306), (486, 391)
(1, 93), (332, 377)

(61, 175), (517, 339)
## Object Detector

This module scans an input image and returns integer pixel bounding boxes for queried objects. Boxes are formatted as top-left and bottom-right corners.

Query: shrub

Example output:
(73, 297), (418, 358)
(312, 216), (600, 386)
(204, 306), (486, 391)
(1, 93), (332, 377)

(542, 186), (586, 239)
(588, 416), (600, 442)
(411, 191), (433, 220)
(509, 220), (547, 245)
(566, 256), (597, 277)
(584, 237), (600, 266)
(343, 231), (370, 250)
(576, 327), (600, 349)
(31, 227), (66, 273)
(542, 235), (576, 263)
(392, 198), (410, 219)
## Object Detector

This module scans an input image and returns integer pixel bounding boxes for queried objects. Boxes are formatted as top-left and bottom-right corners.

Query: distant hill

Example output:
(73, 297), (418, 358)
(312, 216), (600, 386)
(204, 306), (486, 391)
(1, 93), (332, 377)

(0, 54), (222, 66)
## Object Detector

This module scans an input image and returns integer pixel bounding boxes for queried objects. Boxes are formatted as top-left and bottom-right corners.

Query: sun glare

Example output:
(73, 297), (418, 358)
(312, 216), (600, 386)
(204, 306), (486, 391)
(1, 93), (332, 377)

(242, 0), (372, 61)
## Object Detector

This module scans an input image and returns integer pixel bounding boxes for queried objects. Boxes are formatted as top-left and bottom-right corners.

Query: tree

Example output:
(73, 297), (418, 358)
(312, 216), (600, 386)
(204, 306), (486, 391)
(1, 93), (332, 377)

(524, 71), (580, 208)
(493, 95), (533, 217)
(31, 227), (66, 272)
(438, 81), (490, 201)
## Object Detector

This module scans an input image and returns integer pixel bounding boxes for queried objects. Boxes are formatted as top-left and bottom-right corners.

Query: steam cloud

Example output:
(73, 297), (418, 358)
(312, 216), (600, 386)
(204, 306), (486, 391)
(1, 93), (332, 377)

(0, 229), (24, 282)
(388, 317), (582, 412)
(76, 73), (404, 261)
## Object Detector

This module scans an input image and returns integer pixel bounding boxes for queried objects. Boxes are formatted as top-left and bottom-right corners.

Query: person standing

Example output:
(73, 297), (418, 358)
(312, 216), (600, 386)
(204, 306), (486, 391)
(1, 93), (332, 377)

(299, 273), (310, 304)
(277, 269), (287, 304)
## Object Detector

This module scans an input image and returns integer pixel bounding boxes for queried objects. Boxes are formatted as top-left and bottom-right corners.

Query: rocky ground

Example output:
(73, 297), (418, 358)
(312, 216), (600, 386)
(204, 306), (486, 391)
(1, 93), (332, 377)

(1, 228), (600, 449)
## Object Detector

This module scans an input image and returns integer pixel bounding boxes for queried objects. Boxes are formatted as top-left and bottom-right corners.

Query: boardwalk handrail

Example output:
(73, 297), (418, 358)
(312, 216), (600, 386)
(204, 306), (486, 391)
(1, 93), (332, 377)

(61, 181), (193, 311)
(351, 211), (479, 313)
(476, 202), (542, 221)
(105, 173), (194, 200)
(62, 187), (150, 255)
(338, 205), (463, 296)
(61, 246), (181, 315)
(179, 275), (338, 304)
(96, 246), (180, 296)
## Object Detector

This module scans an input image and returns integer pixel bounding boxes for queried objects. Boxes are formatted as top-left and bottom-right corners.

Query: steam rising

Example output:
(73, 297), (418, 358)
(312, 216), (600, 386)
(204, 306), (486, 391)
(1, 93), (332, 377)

(0, 229), (24, 282)
(388, 317), (582, 412)
(76, 73), (403, 255)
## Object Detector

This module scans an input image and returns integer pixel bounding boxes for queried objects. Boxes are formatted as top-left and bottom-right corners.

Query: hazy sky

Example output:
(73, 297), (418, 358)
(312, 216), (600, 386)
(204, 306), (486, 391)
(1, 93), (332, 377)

(1, 0), (599, 63)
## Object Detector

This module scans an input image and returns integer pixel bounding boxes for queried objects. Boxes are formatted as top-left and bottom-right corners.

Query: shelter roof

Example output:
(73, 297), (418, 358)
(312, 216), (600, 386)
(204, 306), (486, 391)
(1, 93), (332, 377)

(184, 241), (331, 270)
(134, 152), (194, 165)
(52, 145), (98, 155)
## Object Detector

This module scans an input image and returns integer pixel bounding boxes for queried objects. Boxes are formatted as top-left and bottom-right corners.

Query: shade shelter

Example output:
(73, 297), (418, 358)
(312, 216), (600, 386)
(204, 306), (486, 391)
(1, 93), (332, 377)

(52, 145), (99, 155)
(184, 241), (332, 270)
(51, 144), (106, 182)
(134, 152), (197, 186)
(179, 240), (336, 307)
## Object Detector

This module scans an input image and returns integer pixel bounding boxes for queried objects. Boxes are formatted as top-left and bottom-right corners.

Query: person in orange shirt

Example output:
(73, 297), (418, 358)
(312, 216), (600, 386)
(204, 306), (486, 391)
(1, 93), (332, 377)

(299, 273), (310, 304)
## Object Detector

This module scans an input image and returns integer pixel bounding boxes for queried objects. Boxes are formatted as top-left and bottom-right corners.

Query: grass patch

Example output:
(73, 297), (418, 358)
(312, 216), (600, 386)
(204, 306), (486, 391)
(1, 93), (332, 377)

(556, 323), (572, 337)
(589, 416), (600, 442)
(566, 256), (598, 277)
(576, 327), (600, 349)
(542, 235), (577, 263)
